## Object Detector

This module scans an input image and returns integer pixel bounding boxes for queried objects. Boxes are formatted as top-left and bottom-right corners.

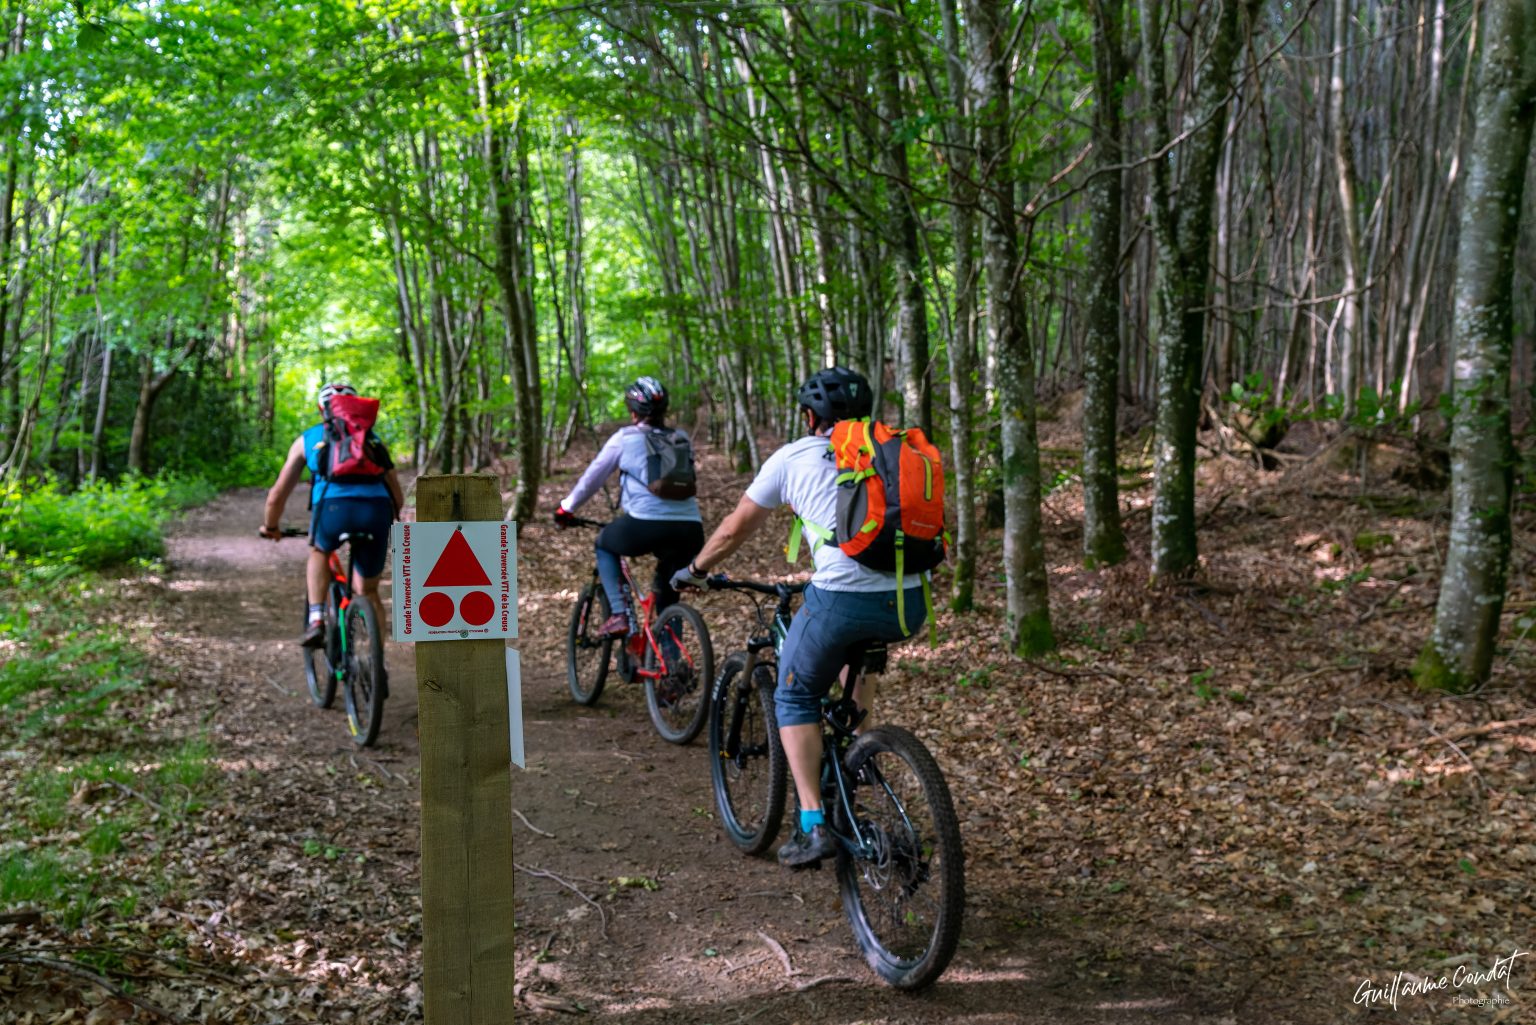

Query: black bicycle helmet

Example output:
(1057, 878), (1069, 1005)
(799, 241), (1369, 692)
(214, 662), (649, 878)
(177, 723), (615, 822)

(797, 366), (872, 423)
(624, 376), (669, 419)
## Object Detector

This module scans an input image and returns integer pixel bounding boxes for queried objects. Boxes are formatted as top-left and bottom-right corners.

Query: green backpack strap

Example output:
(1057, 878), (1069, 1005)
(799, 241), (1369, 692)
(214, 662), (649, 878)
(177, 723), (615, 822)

(787, 516), (833, 564)
(891, 531), (939, 647)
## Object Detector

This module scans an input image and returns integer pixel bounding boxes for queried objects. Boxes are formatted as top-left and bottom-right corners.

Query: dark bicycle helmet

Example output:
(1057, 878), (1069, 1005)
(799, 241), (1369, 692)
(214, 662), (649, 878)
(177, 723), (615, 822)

(797, 366), (872, 423)
(317, 382), (357, 415)
(624, 376), (669, 419)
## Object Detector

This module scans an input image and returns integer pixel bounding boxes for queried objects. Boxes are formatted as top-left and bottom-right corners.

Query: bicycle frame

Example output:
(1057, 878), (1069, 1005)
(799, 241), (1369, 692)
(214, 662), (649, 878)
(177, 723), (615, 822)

(582, 558), (697, 683)
(720, 580), (898, 864)
(324, 544), (361, 685)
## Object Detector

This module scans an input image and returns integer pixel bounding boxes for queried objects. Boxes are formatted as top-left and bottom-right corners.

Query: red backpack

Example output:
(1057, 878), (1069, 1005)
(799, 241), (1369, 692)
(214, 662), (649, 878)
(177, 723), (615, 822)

(790, 419), (947, 637)
(317, 394), (390, 482)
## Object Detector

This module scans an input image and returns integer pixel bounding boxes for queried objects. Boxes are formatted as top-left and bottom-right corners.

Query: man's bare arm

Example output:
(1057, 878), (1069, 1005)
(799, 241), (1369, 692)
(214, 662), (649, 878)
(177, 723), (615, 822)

(691, 494), (775, 573)
(262, 437), (307, 534)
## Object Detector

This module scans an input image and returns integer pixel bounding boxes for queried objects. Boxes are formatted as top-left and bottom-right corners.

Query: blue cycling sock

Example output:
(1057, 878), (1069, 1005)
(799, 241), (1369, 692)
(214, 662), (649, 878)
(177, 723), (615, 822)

(798, 808), (825, 833)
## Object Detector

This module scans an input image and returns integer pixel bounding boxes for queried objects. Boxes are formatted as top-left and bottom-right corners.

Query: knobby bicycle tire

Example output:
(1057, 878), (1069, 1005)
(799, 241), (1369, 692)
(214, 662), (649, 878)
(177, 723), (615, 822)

(343, 598), (386, 747)
(302, 595), (338, 709)
(644, 603), (713, 745)
(566, 583), (612, 705)
(835, 725), (965, 990)
(708, 653), (786, 854)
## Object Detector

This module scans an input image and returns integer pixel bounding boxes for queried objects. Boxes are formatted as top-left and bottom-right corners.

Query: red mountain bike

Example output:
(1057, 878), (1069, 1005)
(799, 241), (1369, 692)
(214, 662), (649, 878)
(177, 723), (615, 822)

(563, 517), (713, 744)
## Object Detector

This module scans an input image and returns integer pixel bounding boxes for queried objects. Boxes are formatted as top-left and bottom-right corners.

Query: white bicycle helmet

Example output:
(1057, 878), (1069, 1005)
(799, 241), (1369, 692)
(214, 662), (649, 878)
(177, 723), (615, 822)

(317, 382), (357, 415)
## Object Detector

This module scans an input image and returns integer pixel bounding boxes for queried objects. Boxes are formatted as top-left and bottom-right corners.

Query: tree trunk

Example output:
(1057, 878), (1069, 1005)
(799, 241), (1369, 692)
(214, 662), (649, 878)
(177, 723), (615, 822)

(877, 17), (932, 436)
(965, 0), (1053, 654)
(939, 0), (978, 612)
(1082, 0), (1129, 568)
(1416, 0), (1536, 691)
(1145, 0), (1258, 580)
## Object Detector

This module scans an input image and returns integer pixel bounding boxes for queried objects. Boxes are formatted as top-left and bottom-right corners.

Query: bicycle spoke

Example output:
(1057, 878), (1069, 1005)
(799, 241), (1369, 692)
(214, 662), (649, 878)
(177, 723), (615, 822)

(836, 727), (964, 990)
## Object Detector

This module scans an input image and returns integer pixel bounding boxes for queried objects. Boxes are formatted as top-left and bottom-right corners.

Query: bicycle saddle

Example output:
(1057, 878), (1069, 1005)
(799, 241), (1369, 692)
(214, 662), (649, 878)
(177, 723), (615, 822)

(336, 531), (376, 545)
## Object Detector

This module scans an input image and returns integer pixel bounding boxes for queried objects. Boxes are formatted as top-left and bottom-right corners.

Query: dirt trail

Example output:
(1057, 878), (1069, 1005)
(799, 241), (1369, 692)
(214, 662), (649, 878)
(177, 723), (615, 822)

(149, 482), (1334, 1025)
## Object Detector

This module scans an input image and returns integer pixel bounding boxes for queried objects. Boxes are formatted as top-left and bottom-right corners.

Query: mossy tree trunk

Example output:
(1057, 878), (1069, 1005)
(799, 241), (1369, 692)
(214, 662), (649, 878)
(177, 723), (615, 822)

(1082, 0), (1129, 569)
(1417, 0), (1536, 691)
(1143, 0), (1259, 580)
(965, 0), (1053, 654)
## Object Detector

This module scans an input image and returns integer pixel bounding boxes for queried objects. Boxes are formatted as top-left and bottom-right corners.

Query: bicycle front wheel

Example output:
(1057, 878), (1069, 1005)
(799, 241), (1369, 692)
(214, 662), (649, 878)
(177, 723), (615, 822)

(644, 603), (713, 745)
(302, 596), (338, 709)
(342, 597), (386, 747)
(708, 653), (786, 854)
(835, 725), (965, 991)
(566, 583), (612, 705)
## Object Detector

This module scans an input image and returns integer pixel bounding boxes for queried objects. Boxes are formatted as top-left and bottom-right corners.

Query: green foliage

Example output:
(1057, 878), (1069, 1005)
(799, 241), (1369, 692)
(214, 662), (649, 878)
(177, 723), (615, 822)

(0, 474), (214, 570)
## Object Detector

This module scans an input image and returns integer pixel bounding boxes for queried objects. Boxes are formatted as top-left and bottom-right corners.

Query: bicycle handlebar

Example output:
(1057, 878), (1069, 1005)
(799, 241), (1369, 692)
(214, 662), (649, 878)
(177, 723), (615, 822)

(706, 576), (808, 598)
(259, 526), (309, 539)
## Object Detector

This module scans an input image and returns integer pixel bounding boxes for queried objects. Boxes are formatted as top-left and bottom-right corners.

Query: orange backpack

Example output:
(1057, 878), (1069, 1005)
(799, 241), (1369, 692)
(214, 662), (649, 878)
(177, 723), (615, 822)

(790, 419), (947, 637)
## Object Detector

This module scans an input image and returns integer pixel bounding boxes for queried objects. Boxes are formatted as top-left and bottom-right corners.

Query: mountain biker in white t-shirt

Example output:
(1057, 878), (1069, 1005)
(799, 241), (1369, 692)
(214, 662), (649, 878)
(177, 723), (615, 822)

(555, 377), (704, 637)
(672, 367), (927, 868)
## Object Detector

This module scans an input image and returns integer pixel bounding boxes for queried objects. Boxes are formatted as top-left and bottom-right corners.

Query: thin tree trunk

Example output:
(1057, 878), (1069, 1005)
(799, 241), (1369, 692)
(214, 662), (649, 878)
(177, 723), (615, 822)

(965, 0), (1053, 653)
(1082, 0), (1129, 568)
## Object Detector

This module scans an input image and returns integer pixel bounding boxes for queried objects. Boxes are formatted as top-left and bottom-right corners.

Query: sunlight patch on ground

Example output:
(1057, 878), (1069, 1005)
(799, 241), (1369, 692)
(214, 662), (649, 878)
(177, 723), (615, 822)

(1093, 997), (1182, 1011)
(214, 755), (284, 773)
(167, 578), (218, 592)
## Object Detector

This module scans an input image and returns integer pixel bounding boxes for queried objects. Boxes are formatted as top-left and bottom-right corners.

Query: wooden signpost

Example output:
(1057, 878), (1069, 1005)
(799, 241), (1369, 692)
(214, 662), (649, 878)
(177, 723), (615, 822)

(410, 474), (516, 1023)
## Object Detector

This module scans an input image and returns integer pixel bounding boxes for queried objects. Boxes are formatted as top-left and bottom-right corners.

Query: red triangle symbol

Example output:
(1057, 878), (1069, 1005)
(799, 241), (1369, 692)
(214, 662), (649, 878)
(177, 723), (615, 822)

(423, 529), (493, 587)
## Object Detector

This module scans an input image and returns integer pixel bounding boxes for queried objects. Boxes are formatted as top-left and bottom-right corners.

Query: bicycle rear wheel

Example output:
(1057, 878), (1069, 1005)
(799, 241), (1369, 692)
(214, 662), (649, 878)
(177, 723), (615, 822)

(342, 597), (386, 747)
(708, 653), (786, 854)
(644, 603), (713, 745)
(835, 725), (965, 990)
(566, 583), (613, 705)
(302, 595), (338, 709)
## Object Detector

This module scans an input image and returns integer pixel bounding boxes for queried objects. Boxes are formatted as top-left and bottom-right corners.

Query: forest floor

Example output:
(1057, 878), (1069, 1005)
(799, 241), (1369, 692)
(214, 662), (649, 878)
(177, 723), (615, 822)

(2, 421), (1534, 1025)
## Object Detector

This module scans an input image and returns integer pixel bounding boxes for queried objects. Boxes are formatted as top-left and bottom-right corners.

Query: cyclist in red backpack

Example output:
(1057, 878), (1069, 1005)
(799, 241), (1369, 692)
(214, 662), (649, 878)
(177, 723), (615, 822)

(554, 376), (704, 638)
(672, 367), (931, 868)
(260, 382), (405, 648)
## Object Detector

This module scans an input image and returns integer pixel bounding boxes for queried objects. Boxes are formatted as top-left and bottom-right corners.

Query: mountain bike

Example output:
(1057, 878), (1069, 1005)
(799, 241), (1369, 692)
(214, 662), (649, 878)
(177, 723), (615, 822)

(705, 577), (965, 991)
(563, 516), (714, 744)
(284, 527), (387, 748)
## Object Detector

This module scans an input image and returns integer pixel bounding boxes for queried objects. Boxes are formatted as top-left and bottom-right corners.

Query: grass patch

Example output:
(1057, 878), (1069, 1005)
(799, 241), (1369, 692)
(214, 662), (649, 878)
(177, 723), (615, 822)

(0, 851), (67, 904)
(0, 475), (220, 930)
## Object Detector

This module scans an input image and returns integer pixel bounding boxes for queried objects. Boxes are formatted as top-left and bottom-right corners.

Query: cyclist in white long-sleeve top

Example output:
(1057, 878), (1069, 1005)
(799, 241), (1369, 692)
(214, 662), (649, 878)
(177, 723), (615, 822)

(554, 377), (704, 638)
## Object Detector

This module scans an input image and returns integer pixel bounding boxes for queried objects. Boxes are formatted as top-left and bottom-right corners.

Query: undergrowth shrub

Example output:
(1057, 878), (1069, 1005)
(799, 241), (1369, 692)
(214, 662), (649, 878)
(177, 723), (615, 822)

(0, 474), (216, 570)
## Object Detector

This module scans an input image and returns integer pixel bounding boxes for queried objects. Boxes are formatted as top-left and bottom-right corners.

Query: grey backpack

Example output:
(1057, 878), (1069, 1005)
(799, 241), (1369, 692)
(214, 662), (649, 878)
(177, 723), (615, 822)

(641, 427), (697, 499)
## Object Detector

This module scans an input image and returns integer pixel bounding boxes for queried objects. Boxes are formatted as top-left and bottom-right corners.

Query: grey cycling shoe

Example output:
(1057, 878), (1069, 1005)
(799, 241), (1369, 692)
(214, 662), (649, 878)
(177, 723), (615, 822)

(777, 825), (835, 868)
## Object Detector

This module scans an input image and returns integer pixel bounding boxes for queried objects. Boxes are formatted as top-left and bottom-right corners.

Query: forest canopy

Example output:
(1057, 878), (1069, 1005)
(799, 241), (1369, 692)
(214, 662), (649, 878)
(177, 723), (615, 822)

(1, 0), (1532, 688)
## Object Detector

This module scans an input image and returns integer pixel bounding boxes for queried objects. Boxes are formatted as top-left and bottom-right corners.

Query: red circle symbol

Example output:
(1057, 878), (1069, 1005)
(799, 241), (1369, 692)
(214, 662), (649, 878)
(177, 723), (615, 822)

(420, 592), (454, 627)
(460, 591), (494, 626)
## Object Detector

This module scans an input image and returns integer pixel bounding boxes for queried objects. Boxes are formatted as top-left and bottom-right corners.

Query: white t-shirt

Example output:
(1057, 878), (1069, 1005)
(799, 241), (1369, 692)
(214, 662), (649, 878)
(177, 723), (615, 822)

(745, 435), (922, 593)
(561, 425), (701, 522)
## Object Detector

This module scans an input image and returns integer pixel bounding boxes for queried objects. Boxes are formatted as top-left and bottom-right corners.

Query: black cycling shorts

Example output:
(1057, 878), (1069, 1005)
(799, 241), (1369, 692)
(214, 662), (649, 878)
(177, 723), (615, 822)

(596, 514), (705, 610)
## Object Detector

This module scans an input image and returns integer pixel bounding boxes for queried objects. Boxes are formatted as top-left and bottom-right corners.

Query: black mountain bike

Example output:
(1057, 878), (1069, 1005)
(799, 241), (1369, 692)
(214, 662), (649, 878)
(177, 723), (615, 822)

(292, 529), (387, 748)
(563, 517), (713, 744)
(705, 577), (965, 990)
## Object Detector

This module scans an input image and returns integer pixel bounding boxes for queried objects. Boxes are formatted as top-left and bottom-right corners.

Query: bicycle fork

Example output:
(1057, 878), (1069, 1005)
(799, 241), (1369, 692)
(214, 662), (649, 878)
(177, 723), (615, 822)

(722, 637), (774, 762)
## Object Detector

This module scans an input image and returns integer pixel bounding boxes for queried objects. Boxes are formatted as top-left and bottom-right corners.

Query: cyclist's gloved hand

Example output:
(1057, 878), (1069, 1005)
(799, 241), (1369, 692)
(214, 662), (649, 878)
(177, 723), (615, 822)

(671, 562), (709, 592)
(553, 506), (578, 529)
